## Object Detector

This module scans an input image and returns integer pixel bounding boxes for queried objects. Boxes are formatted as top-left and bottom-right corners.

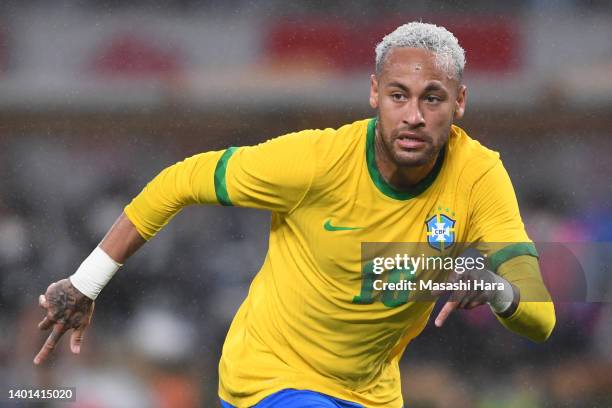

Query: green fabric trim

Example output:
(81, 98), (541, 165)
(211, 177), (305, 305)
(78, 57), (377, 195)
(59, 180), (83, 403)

(214, 147), (238, 206)
(365, 117), (445, 200)
(489, 243), (539, 271)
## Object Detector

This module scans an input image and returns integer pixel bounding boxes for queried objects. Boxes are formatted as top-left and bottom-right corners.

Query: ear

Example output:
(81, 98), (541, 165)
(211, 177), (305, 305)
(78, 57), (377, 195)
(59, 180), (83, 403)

(369, 74), (379, 109)
(453, 85), (467, 120)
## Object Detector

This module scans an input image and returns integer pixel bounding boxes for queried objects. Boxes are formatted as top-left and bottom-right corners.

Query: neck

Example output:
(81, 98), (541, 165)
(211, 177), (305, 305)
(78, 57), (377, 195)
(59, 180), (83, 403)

(374, 128), (439, 191)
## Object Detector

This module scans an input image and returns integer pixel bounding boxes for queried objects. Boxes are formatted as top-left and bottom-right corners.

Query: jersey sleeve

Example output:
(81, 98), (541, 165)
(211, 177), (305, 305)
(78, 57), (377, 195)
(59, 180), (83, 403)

(124, 130), (317, 240)
(495, 255), (556, 342)
(222, 130), (317, 211)
(466, 160), (538, 271)
(466, 162), (555, 342)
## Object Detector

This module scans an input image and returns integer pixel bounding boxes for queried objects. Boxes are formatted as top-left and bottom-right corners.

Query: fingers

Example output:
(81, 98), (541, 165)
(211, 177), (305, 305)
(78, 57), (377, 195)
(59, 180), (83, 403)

(431, 270), (460, 297)
(435, 301), (458, 327)
(432, 272), (462, 327)
(459, 289), (479, 309)
(44, 282), (58, 297)
(38, 294), (48, 309)
(37, 316), (54, 330)
(37, 294), (54, 329)
(466, 292), (491, 310)
(70, 327), (87, 354)
(34, 322), (67, 365)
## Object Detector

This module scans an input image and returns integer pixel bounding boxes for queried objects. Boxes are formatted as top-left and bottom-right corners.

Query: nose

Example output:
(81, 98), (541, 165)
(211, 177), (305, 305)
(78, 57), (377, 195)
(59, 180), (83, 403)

(403, 98), (425, 128)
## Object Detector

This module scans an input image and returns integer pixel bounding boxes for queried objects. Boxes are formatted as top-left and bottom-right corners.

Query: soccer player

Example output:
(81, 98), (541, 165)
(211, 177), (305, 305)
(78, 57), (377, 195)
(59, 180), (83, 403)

(34, 22), (555, 408)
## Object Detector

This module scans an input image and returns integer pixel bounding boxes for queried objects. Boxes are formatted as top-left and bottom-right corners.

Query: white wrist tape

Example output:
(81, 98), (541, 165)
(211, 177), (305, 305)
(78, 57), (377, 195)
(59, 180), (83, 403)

(487, 273), (515, 314)
(70, 246), (122, 300)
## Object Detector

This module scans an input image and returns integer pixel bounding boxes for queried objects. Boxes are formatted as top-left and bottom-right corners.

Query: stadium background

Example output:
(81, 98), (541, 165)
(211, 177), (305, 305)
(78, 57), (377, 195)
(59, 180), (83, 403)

(1, 1), (611, 407)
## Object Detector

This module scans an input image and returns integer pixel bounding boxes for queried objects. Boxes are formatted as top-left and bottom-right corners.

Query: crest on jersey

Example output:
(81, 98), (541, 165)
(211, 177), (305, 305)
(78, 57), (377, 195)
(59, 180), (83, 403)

(425, 213), (456, 251)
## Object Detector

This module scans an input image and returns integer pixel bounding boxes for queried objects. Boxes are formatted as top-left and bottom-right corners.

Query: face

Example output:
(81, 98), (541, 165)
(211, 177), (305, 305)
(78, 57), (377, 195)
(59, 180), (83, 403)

(369, 47), (466, 168)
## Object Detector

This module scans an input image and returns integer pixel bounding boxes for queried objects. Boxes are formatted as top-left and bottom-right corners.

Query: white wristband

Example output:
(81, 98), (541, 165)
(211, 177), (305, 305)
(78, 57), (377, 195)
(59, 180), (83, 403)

(70, 246), (122, 300)
(487, 273), (515, 314)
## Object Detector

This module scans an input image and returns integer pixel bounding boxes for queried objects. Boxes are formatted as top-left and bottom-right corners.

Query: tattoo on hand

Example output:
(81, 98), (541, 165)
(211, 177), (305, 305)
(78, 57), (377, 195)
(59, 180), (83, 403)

(46, 280), (93, 328)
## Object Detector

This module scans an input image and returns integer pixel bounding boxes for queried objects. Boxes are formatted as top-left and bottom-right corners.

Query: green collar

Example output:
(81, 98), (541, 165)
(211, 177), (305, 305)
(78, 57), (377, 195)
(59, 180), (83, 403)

(366, 117), (445, 200)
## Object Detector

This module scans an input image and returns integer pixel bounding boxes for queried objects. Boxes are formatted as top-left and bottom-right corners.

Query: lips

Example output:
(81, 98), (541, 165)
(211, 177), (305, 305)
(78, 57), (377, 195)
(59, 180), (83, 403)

(395, 132), (428, 149)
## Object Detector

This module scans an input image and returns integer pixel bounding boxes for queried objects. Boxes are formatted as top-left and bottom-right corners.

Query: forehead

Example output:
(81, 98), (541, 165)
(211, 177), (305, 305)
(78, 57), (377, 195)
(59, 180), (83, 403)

(380, 47), (454, 86)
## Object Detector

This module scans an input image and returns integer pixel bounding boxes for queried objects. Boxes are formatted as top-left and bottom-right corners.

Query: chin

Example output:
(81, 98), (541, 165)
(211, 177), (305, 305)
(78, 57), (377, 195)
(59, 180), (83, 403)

(393, 151), (432, 167)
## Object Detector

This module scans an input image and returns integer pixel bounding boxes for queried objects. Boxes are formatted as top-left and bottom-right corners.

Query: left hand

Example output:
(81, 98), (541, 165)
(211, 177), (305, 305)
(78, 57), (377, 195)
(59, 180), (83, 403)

(433, 267), (517, 327)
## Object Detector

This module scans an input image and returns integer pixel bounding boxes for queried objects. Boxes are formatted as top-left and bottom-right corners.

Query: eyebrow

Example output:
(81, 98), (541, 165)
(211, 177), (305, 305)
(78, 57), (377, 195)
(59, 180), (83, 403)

(424, 83), (446, 93)
(386, 81), (410, 92)
(386, 81), (448, 94)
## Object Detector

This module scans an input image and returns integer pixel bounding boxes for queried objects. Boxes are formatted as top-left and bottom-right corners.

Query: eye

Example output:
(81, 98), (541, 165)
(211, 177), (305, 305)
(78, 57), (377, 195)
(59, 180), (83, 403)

(391, 93), (407, 102)
(425, 95), (442, 104)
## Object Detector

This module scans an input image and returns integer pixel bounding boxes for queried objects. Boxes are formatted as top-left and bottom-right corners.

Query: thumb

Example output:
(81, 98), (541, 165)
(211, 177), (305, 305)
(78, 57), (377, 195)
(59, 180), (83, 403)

(70, 327), (86, 354)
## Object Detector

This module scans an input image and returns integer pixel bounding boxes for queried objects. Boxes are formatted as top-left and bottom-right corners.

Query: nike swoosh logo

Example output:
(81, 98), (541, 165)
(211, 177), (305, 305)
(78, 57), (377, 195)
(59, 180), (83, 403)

(324, 219), (362, 231)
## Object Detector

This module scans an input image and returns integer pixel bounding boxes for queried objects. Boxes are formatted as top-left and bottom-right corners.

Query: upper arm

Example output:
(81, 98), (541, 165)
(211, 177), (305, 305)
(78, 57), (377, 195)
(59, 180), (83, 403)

(466, 160), (537, 271)
(124, 129), (318, 240)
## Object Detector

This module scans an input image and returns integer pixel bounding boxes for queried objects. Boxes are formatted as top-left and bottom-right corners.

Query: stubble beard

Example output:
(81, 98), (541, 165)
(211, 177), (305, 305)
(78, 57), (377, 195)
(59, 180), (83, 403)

(377, 116), (448, 168)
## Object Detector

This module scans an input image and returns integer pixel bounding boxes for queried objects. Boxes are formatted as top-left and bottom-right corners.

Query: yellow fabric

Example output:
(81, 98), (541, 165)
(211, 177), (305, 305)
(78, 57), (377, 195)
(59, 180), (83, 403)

(125, 150), (225, 240)
(496, 256), (555, 342)
(463, 157), (534, 264)
(124, 118), (554, 408)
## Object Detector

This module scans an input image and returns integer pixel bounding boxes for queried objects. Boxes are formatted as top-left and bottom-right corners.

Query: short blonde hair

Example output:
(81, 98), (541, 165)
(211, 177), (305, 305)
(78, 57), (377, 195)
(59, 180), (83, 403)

(375, 22), (466, 81)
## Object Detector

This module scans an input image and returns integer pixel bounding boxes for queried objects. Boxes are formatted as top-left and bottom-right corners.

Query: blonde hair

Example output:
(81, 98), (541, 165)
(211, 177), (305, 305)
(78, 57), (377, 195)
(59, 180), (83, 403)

(375, 22), (466, 80)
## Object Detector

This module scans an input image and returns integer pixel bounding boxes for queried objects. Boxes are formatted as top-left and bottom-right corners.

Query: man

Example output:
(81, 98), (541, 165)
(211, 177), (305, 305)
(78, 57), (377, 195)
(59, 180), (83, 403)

(35, 22), (555, 408)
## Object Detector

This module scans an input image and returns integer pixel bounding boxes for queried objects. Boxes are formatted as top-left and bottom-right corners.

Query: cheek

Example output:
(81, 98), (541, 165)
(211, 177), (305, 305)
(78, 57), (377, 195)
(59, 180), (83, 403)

(377, 116), (394, 143)
(379, 99), (402, 121)
(425, 107), (454, 127)
(378, 108), (398, 134)
(423, 110), (453, 141)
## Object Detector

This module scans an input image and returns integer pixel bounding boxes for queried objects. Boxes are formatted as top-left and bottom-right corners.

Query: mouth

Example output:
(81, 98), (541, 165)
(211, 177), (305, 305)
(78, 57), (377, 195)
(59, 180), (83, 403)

(395, 132), (428, 150)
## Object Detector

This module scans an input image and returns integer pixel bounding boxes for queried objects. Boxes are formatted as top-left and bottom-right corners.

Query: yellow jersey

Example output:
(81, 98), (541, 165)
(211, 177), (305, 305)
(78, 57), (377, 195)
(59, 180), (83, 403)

(124, 118), (550, 408)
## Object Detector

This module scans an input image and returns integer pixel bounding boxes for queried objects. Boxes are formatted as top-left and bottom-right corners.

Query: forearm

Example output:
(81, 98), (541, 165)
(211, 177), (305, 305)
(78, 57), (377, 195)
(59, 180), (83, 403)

(71, 152), (224, 299)
(100, 212), (146, 264)
(69, 215), (140, 300)
(494, 255), (556, 342)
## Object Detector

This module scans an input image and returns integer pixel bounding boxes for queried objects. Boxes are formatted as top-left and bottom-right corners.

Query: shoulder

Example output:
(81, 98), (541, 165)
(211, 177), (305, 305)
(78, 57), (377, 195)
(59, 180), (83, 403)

(273, 118), (370, 195)
(249, 118), (368, 155)
(288, 117), (369, 150)
(230, 118), (369, 186)
(311, 118), (370, 160)
(447, 125), (502, 183)
(264, 118), (369, 175)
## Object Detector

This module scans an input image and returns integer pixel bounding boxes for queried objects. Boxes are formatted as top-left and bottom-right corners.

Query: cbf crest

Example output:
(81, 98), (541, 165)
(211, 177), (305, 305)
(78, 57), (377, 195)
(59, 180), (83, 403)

(425, 209), (456, 251)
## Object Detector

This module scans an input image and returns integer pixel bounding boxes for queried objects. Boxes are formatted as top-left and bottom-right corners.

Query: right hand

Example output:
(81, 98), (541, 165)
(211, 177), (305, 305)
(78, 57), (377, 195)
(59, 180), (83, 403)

(34, 279), (95, 365)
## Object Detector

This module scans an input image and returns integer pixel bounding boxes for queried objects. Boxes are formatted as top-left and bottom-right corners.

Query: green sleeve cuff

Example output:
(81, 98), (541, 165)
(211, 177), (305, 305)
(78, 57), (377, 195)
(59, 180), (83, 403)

(489, 243), (538, 271)
(214, 147), (238, 206)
